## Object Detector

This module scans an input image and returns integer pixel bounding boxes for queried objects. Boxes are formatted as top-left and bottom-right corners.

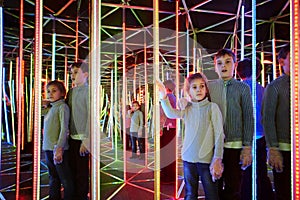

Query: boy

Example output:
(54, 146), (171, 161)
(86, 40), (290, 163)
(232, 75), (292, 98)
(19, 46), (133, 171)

(66, 61), (90, 200)
(208, 48), (254, 200)
(236, 58), (274, 200)
(261, 44), (290, 200)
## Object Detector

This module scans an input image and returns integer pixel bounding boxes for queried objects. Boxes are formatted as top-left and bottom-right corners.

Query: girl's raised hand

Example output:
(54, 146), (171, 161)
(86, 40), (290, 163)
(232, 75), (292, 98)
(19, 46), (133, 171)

(178, 98), (188, 110)
(156, 79), (167, 100)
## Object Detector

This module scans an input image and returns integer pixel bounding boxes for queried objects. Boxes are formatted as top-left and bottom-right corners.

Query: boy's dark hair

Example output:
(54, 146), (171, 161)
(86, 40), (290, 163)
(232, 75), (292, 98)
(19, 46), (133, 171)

(236, 58), (262, 79)
(214, 48), (236, 63)
(278, 44), (290, 60)
(184, 72), (211, 101)
(47, 80), (67, 97)
(70, 60), (89, 73)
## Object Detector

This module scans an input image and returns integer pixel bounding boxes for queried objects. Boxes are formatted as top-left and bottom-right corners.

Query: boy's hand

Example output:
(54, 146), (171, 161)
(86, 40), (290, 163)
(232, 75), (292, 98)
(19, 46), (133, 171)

(53, 146), (63, 165)
(268, 147), (283, 172)
(210, 158), (223, 182)
(156, 80), (167, 100)
(240, 146), (252, 170)
(79, 143), (89, 156)
(178, 98), (188, 110)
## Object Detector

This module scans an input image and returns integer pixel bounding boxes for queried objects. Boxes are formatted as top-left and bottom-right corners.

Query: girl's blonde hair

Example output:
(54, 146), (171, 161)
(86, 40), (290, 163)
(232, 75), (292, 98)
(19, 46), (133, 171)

(184, 72), (211, 101)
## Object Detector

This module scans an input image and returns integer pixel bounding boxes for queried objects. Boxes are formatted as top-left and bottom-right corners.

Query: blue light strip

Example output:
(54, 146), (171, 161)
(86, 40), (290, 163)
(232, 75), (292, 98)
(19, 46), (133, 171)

(251, 1), (257, 199)
(0, 6), (3, 171)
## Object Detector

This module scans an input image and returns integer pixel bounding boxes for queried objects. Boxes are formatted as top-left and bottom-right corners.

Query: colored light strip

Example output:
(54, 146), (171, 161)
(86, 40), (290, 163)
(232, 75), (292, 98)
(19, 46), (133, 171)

(33, 0), (43, 198)
(52, 32), (56, 80)
(261, 51), (265, 87)
(144, 30), (149, 168)
(241, 4), (245, 60)
(2, 67), (11, 144)
(8, 60), (16, 146)
(153, 0), (161, 198)
(122, 4), (127, 181)
(251, 1), (257, 199)
(272, 38), (277, 80)
(114, 46), (118, 160)
(175, 0), (179, 198)
(292, 0), (300, 199)
(90, 0), (101, 198)
(16, 0), (24, 197)
(0, 5), (3, 172)
(28, 54), (33, 143)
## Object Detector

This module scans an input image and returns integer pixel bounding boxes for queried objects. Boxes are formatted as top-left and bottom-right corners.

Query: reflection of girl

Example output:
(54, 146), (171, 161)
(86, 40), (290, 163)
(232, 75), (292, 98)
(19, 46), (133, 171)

(128, 101), (144, 159)
(42, 80), (74, 200)
(125, 105), (131, 150)
(158, 73), (224, 200)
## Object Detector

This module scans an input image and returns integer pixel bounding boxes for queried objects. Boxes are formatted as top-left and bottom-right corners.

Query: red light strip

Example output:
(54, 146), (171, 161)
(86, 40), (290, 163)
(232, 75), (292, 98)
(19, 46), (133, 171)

(292, 0), (300, 199)
(33, 0), (43, 199)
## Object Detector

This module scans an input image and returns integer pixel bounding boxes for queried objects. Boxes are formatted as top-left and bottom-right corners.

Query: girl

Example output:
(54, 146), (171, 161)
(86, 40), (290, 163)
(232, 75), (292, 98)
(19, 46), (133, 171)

(42, 80), (74, 200)
(128, 101), (144, 159)
(157, 73), (224, 200)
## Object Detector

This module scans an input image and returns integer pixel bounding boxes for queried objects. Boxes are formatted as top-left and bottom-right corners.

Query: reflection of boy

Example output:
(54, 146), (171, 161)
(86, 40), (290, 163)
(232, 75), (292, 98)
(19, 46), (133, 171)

(160, 80), (177, 185)
(262, 44), (291, 200)
(236, 58), (274, 200)
(208, 49), (254, 200)
(66, 61), (90, 200)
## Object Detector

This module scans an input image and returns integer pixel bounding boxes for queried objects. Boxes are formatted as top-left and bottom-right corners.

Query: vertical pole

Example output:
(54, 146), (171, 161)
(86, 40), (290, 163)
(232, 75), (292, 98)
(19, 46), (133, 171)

(28, 54), (33, 143)
(0, 1), (3, 172)
(261, 50), (265, 87)
(52, 19), (56, 80)
(2, 68), (10, 143)
(33, 0), (43, 198)
(9, 61), (16, 146)
(175, 0), (179, 198)
(272, 37), (277, 80)
(241, 2), (245, 60)
(291, 0), (300, 199)
(186, 17), (189, 77)
(114, 46), (118, 159)
(153, 0), (160, 199)
(122, 4), (127, 181)
(251, 0), (257, 199)
(16, 0), (24, 197)
(90, 0), (101, 198)
(64, 48), (69, 89)
(134, 64), (136, 100)
(75, 1), (79, 62)
(144, 30), (148, 167)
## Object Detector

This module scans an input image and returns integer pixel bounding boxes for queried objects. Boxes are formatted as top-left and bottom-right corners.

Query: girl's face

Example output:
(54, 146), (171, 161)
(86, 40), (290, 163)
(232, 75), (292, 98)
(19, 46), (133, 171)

(71, 67), (88, 86)
(188, 78), (207, 102)
(215, 54), (236, 80)
(132, 103), (140, 111)
(47, 85), (63, 102)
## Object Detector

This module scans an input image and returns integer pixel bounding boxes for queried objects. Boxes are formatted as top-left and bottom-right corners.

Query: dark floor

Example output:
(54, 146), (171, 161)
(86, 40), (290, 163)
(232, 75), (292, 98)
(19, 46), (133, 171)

(0, 140), (197, 200)
(1, 139), (274, 200)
